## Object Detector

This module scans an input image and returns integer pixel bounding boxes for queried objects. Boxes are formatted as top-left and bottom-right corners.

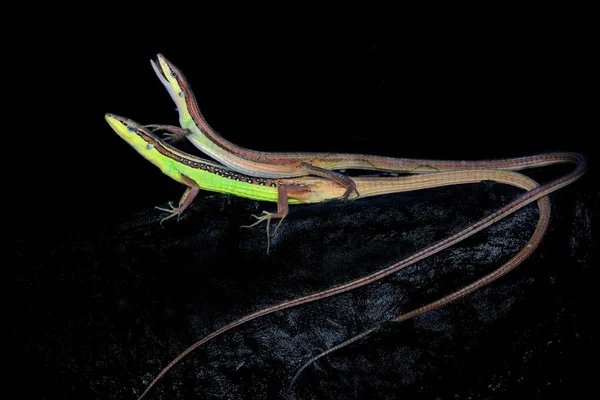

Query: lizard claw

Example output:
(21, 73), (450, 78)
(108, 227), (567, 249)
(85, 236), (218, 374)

(143, 124), (162, 133)
(240, 211), (285, 254)
(155, 201), (183, 226)
(163, 132), (185, 143)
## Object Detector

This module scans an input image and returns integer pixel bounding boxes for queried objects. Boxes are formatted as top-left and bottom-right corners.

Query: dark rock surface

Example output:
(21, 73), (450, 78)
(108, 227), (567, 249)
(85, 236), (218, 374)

(14, 168), (596, 399)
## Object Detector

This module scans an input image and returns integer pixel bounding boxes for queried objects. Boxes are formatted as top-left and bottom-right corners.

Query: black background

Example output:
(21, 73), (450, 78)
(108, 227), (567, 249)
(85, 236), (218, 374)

(9, 18), (598, 400)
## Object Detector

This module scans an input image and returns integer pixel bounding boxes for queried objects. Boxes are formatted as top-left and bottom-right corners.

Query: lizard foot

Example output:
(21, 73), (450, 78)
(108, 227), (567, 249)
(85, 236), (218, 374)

(341, 181), (360, 202)
(155, 202), (184, 226)
(143, 125), (190, 143)
(240, 211), (286, 254)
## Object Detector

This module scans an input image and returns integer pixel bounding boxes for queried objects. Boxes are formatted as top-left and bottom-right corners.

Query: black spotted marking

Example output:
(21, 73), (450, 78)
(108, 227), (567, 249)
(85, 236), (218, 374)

(144, 140), (294, 190)
(126, 119), (293, 190)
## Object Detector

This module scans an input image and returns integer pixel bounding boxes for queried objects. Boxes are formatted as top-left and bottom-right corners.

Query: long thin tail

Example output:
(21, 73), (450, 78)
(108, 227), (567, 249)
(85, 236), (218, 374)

(288, 153), (586, 393)
(312, 151), (581, 174)
(137, 153), (586, 399)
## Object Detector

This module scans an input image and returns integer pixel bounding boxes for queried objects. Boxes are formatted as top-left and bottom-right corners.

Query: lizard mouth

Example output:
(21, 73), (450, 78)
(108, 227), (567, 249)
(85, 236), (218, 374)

(151, 57), (170, 87)
(151, 54), (183, 109)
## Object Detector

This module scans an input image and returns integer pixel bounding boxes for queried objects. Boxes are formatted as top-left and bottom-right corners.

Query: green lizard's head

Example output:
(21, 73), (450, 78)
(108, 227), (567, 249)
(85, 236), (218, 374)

(151, 54), (193, 124)
(105, 113), (168, 168)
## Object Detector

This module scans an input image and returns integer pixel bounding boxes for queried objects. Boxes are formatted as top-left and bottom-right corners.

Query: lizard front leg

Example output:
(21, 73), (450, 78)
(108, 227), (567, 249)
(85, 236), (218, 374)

(143, 124), (191, 143)
(155, 174), (200, 225)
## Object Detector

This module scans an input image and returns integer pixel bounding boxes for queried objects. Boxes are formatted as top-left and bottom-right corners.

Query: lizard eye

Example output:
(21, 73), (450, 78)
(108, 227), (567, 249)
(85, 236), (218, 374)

(178, 92), (185, 98)
(146, 143), (154, 151)
(170, 71), (177, 78)
(126, 126), (134, 132)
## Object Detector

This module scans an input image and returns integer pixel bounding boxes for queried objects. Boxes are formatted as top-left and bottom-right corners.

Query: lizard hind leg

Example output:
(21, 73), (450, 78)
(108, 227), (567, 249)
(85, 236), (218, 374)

(239, 184), (291, 254)
(300, 162), (359, 201)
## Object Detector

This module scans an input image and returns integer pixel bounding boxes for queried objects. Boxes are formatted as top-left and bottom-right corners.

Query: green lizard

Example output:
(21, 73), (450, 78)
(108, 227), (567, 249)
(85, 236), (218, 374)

(146, 53), (576, 208)
(108, 113), (538, 218)
(105, 113), (586, 399)
(108, 112), (561, 247)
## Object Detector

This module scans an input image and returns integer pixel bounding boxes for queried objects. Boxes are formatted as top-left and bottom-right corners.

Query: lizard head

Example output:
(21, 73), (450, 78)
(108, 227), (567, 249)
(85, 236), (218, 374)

(151, 54), (194, 125)
(105, 113), (167, 167)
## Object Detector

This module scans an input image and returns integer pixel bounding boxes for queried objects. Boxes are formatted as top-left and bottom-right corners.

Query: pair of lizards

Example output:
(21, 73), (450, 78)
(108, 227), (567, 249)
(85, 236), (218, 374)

(105, 54), (587, 399)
